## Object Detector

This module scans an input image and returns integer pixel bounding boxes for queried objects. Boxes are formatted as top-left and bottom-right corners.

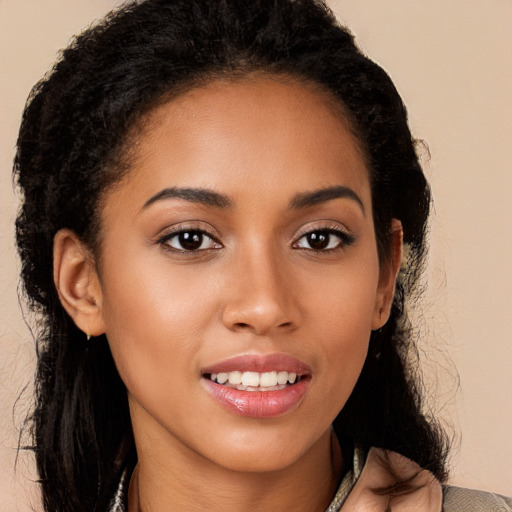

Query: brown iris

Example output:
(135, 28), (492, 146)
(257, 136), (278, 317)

(306, 231), (331, 250)
(178, 231), (204, 251)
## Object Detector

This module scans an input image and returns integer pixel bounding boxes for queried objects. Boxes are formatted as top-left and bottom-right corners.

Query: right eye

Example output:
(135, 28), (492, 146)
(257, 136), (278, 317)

(159, 230), (221, 252)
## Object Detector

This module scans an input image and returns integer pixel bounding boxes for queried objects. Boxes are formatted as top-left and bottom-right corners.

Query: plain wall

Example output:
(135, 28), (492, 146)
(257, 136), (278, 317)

(1, 1), (511, 509)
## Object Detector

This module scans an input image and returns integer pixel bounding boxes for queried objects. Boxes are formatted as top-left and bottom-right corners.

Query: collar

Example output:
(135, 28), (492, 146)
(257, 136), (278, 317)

(328, 447), (443, 511)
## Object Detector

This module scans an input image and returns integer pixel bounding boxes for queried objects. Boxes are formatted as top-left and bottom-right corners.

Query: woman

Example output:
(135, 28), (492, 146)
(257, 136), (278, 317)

(13, 0), (511, 510)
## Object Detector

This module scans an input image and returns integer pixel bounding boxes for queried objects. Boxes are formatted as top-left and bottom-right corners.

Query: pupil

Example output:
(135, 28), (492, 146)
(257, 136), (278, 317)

(308, 231), (329, 250)
(179, 231), (202, 250)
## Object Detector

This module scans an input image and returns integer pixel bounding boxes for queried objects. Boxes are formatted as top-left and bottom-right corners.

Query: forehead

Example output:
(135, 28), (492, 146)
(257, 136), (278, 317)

(112, 75), (371, 211)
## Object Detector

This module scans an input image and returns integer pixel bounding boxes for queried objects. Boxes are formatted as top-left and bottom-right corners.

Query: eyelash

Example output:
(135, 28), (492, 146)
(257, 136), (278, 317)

(156, 225), (355, 254)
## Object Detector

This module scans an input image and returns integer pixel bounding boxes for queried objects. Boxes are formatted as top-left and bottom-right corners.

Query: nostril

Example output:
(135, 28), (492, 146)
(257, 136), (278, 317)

(232, 320), (294, 333)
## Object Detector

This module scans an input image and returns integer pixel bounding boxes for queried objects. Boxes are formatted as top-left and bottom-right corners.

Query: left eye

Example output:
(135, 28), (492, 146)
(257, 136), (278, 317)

(294, 229), (346, 251)
(162, 230), (219, 251)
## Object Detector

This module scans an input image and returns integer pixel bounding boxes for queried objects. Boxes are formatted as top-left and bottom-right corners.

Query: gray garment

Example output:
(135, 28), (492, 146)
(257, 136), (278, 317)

(443, 486), (512, 512)
(109, 469), (129, 512)
(326, 447), (512, 511)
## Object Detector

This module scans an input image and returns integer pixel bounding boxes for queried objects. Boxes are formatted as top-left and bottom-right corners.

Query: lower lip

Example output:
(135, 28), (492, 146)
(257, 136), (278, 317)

(203, 378), (309, 418)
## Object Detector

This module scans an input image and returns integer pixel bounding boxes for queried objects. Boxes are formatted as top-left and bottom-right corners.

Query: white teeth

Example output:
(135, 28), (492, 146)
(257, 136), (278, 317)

(228, 371), (242, 385)
(259, 371), (278, 387)
(216, 372), (228, 384)
(241, 371), (260, 387)
(277, 371), (288, 385)
(209, 370), (300, 388)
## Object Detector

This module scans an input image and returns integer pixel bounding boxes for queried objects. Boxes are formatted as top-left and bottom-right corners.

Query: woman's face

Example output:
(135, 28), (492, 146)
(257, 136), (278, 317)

(91, 77), (395, 473)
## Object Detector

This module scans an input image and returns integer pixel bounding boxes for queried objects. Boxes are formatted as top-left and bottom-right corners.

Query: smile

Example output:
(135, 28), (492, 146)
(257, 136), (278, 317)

(201, 354), (311, 417)
(208, 370), (300, 391)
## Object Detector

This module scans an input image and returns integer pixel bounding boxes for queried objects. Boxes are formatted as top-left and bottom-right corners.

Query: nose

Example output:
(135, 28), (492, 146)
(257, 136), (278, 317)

(221, 249), (299, 336)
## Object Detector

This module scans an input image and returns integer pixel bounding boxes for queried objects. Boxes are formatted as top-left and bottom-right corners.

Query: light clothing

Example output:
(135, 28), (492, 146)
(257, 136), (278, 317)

(327, 447), (511, 511)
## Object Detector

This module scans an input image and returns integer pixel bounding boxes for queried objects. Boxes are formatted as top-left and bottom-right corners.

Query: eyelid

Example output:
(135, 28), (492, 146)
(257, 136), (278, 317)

(293, 221), (353, 240)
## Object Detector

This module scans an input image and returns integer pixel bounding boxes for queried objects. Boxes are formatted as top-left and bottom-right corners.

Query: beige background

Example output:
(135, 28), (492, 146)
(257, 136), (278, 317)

(1, 1), (511, 509)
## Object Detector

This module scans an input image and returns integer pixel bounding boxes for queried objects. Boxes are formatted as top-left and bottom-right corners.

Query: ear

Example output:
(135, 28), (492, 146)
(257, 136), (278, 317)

(371, 219), (403, 330)
(53, 229), (106, 337)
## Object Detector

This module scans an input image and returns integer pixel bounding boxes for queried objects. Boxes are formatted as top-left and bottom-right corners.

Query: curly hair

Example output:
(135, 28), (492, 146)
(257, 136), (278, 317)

(14, 1), (448, 510)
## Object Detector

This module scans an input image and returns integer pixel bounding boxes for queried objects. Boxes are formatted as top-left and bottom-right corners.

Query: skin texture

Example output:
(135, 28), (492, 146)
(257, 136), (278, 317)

(53, 76), (402, 511)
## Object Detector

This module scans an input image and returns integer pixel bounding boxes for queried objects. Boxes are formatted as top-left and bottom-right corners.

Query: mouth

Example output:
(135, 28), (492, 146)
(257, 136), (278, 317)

(201, 354), (311, 418)
(204, 370), (305, 392)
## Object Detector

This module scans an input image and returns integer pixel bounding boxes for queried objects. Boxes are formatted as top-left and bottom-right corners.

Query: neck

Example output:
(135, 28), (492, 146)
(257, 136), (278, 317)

(128, 427), (342, 512)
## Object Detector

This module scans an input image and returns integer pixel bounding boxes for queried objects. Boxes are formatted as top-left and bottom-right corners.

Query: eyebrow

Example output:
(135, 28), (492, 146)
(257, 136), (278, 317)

(141, 184), (364, 214)
(289, 185), (365, 214)
(142, 187), (232, 210)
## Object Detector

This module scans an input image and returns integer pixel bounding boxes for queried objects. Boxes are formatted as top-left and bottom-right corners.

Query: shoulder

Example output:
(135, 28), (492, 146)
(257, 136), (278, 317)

(443, 485), (512, 512)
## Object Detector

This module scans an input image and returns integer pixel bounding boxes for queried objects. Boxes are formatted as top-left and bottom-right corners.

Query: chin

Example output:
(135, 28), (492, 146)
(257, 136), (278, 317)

(201, 427), (329, 475)
(212, 448), (304, 474)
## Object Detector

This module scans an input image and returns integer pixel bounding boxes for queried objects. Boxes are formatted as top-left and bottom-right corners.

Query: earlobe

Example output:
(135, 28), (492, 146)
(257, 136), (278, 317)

(371, 219), (403, 330)
(53, 229), (106, 337)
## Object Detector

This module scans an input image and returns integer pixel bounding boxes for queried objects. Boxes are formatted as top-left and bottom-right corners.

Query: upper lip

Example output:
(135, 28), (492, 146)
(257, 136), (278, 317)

(201, 353), (312, 376)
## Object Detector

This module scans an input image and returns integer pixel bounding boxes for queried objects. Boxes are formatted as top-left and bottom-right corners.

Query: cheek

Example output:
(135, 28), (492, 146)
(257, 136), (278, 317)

(100, 243), (221, 334)
(97, 253), (221, 400)
(306, 249), (380, 337)
(304, 252), (379, 407)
